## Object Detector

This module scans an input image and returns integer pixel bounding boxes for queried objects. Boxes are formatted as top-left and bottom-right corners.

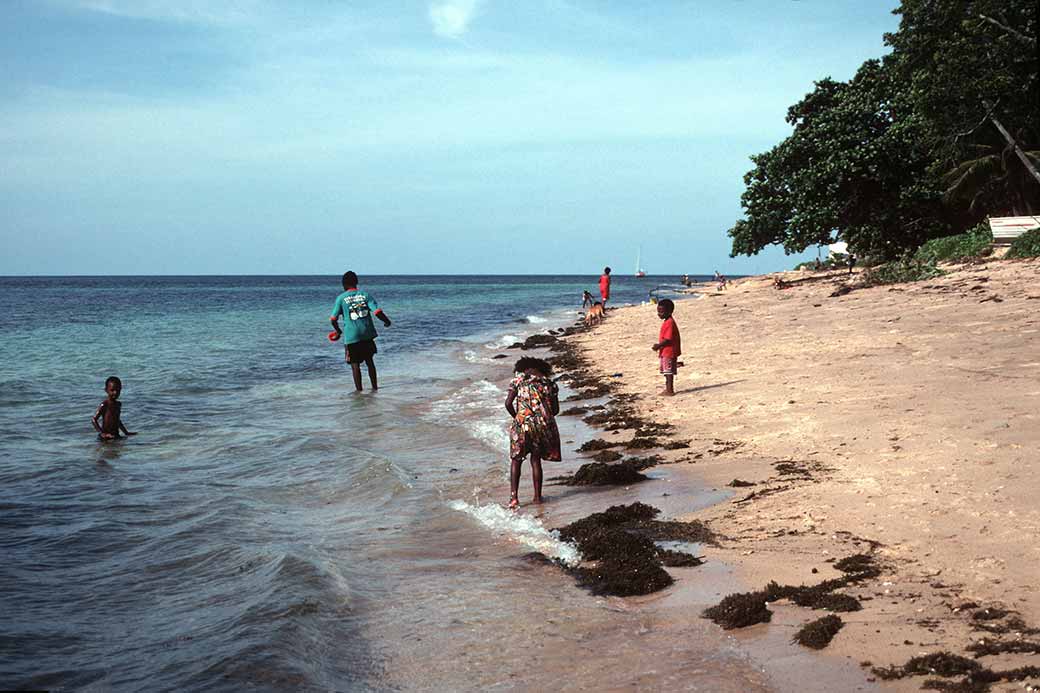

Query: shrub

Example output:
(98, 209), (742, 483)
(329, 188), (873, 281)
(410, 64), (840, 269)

(862, 255), (943, 286)
(1007, 228), (1040, 258)
(913, 223), (993, 264)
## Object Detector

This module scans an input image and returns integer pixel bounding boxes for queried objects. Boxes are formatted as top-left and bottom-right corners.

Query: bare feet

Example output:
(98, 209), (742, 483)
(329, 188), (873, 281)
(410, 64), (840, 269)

(532, 496), (544, 504)
(658, 389), (675, 397)
(508, 494), (519, 509)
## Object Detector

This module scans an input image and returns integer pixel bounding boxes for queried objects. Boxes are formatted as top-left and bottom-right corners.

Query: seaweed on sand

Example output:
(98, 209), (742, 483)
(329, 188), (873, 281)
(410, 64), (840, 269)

(550, 461), (648, 486)
(703, 590), (773, 629)
(657, 548), (704, 567)
(727, 479), (755, 487)
(625, 436), (660, 450)
(793, 615), (844, 649)
(590, 450), (624, 463)
(576, 438), (620, 452)
(626, 455), (663, 470)
(556, 503), (713, 597)
(873, 653), (982, 680)
(966, 639), (1040, 656)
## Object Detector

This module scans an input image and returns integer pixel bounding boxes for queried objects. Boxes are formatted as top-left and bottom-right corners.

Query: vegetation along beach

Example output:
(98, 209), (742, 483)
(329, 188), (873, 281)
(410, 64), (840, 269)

(2, 0), (1038, 691)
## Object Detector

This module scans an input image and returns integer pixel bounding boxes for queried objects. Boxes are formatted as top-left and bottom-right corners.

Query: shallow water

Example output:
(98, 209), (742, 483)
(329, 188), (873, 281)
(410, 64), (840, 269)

(0, 274), (799, 691)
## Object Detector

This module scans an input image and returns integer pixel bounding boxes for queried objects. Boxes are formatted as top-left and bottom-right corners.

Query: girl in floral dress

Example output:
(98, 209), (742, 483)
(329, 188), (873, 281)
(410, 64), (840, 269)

(504, 357), (561, 508)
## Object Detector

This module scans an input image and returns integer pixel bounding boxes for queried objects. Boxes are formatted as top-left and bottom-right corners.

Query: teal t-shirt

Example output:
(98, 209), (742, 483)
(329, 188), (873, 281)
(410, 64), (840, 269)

(331, 289), (381, 344)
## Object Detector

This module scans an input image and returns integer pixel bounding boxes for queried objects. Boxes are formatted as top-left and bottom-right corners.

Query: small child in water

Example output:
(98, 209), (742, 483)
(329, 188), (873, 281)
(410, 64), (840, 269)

(91, 376), (137, 440)
(652, 299), (681, 396)
(504, 357), (561, 509)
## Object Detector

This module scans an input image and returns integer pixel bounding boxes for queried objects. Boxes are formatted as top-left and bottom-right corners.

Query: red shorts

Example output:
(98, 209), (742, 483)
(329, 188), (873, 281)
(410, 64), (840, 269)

(659, 356), (677, 375)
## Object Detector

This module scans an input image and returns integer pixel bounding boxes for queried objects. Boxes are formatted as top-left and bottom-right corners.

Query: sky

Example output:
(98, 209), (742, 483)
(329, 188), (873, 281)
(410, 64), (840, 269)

(0, 0), (902, 276)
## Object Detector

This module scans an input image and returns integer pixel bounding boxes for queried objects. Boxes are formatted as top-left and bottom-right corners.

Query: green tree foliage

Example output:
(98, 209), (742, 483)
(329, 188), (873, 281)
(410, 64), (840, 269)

(729, 0), (1038, 259)
(1006, 228), (1040, 258)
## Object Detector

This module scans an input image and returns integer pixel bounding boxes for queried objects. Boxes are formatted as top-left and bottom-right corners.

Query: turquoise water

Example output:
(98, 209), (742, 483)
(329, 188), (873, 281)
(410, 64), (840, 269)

(1, 275), (783, 692)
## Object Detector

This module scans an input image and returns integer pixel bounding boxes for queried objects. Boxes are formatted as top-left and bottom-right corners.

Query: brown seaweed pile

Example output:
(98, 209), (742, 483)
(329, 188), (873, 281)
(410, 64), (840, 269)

(793, 614), (844, 649)
(576, 438), (620, 452)
(872, 654), (1040, 692)
(703, 590), (773, 629)
(589, 449), (624, 462)
(549, 461), (648, 486)
(555, 503), (711, 597)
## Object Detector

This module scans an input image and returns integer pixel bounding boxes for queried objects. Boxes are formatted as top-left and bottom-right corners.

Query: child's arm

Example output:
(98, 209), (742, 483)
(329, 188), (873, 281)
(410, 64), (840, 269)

(119, 421), (136, 436)
(92, 402), (106, 435)
(329, 316), (342, 337)
(652, 337), (674, 352)
(504, 386), (518, 418)
(375, 309), (391, 327)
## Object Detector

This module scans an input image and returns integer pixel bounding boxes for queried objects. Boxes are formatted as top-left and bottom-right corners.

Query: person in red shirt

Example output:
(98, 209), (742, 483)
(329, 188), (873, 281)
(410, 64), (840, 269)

(598, 267), (611, 308)
(651, 299), (681, 396)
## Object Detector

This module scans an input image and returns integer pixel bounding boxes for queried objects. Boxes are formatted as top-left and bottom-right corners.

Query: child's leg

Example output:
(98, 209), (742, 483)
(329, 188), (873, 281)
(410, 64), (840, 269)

(509, 457), (522, 507)
(530, 454), (543, 503)
(349, 361), (364, 391)
(662, 374), (674, 396)
(365, 357), (378, 390)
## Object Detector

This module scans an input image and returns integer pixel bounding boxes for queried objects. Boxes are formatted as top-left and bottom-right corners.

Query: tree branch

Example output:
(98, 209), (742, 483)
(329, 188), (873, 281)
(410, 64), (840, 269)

(977, 14), (1036, 45)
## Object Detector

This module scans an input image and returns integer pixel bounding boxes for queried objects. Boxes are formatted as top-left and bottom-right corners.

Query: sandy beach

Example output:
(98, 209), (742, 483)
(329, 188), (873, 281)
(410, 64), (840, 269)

(564, 258), (1040, 691)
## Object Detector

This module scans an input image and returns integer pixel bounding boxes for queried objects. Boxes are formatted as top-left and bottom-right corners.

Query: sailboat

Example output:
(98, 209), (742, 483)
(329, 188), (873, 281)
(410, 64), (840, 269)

(634, 245), (647, 277)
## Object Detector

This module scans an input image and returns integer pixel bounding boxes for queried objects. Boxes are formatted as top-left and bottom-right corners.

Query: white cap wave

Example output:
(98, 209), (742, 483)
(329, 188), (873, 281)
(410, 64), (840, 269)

(449, 499), (582, 567)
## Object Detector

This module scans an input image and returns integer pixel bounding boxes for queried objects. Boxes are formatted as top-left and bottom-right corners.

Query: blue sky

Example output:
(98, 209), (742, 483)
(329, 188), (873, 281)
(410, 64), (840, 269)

(1, 0), (901, 276)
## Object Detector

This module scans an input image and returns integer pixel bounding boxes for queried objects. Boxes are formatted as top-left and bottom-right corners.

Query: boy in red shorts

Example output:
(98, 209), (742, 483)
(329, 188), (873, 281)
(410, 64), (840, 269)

(651, 299), (680, 396)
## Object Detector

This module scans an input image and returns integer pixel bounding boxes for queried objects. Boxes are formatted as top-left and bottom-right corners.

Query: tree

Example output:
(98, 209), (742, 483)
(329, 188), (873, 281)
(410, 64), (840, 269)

(729, 60), (944, 260)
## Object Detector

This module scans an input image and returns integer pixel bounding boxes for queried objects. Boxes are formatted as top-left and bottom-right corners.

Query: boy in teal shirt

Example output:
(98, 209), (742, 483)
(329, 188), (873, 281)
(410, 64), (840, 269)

(330, 271), (392, 391)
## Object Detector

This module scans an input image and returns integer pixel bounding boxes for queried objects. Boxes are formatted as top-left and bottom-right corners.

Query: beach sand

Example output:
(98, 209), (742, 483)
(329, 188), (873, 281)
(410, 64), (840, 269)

(565, 258), (1040, 690)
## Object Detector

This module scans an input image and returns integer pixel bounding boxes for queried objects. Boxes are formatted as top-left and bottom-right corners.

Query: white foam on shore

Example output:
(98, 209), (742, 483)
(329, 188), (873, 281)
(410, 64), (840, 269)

(525, 315), (548, 324)
(470, 420), (508, 452)
(428, 380), (508, 452)
(449, 499), (582, 567)
(485, 334), (522, 349)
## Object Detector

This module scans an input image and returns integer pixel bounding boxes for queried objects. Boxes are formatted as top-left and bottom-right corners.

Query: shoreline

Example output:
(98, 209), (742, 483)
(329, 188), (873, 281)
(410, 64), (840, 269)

(557, 258), (1040, 691)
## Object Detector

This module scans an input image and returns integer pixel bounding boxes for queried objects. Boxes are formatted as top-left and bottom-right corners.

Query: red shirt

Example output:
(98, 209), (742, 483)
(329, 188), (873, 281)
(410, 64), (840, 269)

(658, 316), (681, 359)
(599, 274), (611, 300)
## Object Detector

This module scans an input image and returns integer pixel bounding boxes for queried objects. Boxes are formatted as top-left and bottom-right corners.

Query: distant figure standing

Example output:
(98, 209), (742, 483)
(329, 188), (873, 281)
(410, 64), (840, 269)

(652, 299), (681, 397)
(330, 271), (392, 392)
(599, 267), (612, 308)
(847, 254), (856, 275)
(92, 376), (137, 440)
(505, 357), (561, 509)
(714, 270), (727, 292)
(582, 290), (595, 310)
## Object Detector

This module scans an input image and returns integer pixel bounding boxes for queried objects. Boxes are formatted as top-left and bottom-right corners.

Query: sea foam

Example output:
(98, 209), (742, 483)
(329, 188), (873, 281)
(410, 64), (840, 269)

(449, 499), (582, 567)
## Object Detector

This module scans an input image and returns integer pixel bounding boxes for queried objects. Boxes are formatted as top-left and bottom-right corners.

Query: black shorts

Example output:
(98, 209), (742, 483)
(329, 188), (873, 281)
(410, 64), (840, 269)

(346, 339), (377, 363)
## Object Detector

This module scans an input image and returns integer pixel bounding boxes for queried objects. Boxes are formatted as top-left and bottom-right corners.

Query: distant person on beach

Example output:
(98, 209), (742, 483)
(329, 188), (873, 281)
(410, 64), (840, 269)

(599, 267), (611, 308)
(582, 290), (595, 310)
(847, 254), (856, 275)
(652, 299), (681, 397)
(91, 376), (137, 440)
(330, 271), (392, 392)
(714, 270), (727, 292)
(504, 357), (561, 509)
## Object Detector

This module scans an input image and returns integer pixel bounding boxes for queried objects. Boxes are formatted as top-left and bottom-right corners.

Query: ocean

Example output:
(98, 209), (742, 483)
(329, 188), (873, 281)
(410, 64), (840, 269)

(0, 274), (783, 692)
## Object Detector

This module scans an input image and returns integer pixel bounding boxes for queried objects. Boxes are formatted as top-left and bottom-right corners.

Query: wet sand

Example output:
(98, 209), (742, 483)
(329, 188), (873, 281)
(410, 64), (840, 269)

(562, 258), (1040, 691)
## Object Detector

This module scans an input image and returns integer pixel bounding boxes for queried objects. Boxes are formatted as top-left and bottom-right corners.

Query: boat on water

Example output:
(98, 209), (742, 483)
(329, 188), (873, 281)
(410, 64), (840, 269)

(635, 246), (647, 277)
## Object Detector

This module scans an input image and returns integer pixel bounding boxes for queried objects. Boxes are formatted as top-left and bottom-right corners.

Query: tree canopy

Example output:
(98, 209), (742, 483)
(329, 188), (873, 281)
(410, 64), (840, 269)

(729, 0), (1038, 260)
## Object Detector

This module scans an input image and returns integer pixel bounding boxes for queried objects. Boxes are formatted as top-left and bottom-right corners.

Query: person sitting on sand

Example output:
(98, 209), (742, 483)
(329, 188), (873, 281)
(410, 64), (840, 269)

(330, 271), (392, 392)
(652, 299), (681, 397)
(92, 376), (137, 440)
(504, 357), (561, 509)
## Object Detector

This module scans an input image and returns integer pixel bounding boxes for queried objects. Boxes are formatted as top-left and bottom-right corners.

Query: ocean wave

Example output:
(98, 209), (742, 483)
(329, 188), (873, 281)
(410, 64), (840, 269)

(525, 315), (548, 324)
(484, 334), (521, 349)
(469, 421), (508, 452)
(429, 380), (501, 417)
(448, 499), (582, 566)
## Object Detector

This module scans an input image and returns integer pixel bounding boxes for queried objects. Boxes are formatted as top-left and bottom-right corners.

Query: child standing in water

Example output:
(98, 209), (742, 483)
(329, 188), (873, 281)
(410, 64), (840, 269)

(504, 357), (561, 509)
(330, 271), (392, 392)
(652, 299), (681, 396)
(91, 376), (137, 440)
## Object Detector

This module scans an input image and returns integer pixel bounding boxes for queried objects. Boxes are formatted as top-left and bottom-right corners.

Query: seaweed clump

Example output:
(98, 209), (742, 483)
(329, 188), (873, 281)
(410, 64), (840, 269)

(576, 438), (620, 453)
(703, 590), (773, 629)
(793, 614), (844, 649)
(555, 503), (709, 597)
(590, 450), (624, 463)
(551, 461), (648, 486)
(873, 653), (982, 680)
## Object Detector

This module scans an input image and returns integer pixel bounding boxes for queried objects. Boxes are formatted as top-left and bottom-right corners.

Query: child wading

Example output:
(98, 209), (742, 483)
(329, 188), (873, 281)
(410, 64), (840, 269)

(504, 357), (561, 509)
(330, 271), (392, 391)
(652, 299), (681, 396)
(91, 376), (137, 440)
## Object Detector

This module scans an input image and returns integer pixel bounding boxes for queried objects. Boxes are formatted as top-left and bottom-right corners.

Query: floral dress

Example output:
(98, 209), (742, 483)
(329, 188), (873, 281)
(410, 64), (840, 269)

(508, 372), (562, 463)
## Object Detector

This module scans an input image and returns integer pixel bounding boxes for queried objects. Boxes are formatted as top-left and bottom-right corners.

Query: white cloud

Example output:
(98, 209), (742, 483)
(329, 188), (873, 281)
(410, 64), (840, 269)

(428, 0), (482, 39)
(59, 0), (261, 26)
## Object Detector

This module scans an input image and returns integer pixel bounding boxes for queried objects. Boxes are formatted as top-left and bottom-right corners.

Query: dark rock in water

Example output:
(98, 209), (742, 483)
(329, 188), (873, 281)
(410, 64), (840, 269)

(657, 548), (704, 567)
(492, 354), (508, 359)
(590, 450), (623, 463)
(703, 591), (772, 629)
(727, 479), (755, 487)
(507, 342), (523, 349)
(794, 615), (844, 649)
(576, 438), (620, 452)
